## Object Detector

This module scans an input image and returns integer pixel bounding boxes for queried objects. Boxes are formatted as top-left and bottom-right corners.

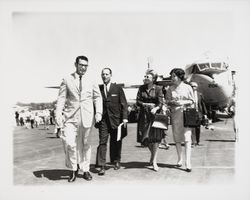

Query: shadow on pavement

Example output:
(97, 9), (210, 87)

(135, 145), (147, 148)
(121, 161), (178, 170)
(122, 161), (148, 169)
(46, 136), (59, 139)
(158, 163), (180, 169)
(89, 164), (114, 174)
(206, 139), (236, 142)
(135, 143), (176, 148)
(33, 169), (70, 180)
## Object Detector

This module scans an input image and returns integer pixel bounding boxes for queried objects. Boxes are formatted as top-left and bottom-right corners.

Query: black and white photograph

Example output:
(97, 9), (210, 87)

(1, 0), (249, 199)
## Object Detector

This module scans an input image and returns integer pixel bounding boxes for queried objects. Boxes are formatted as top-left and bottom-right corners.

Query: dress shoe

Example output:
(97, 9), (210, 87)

(83, 172), (92, 181)
(186, 168), (192, 172)
(98, 166), (105, 176)
(68, 171), (77, 182)
(114, 162), (121, 170)
(95, 164), (101, 169)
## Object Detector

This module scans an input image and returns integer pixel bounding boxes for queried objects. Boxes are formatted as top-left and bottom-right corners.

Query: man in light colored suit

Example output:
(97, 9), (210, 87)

(55, 55), (102, 182)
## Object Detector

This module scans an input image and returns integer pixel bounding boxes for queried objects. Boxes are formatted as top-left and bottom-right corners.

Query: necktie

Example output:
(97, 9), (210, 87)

(79, 75), (82, 92)
(105, 84), (108, 97)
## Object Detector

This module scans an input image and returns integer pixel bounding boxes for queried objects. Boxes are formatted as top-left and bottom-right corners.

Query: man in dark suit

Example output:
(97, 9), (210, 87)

(95, 67), (128, 175)
(190, 82), (208, 146)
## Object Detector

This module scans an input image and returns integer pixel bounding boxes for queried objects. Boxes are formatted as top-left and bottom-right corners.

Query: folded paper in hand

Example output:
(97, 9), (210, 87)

(117, 123), (128, 141)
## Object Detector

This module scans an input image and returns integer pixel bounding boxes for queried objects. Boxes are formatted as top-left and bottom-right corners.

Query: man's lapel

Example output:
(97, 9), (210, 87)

(70, 72), (80, 93)
(107, 83), (114, 97)
(100, 84), (106, 99)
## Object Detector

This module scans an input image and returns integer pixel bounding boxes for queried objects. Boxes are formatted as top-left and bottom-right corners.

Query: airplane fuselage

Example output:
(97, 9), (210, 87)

(185, 61), (234, 112)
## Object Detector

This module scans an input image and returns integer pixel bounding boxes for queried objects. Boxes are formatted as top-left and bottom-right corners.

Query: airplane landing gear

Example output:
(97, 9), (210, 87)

(207, 107), (217, 122)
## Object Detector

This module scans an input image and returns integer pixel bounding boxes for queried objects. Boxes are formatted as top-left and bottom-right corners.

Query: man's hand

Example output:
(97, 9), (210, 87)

(151, 107), (159, 115)
(169, 100), (180, 106)
(55, 116), (63, 128)
(123, 119), (128, 128)
(95, 113), (102, 123)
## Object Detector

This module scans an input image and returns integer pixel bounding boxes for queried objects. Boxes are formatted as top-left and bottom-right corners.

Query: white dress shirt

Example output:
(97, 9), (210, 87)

(104, 82), (111, 97)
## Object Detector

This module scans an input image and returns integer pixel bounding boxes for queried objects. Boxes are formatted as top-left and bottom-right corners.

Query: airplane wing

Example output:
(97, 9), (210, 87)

(45, 80), (172, 90)
(45, 86), (60, 89)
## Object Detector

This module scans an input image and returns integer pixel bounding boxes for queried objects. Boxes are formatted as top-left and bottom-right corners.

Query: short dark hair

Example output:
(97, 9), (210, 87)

(102, 67), (112, 75)
(170, 68), (185, 81)
(75, 55), (88, 64)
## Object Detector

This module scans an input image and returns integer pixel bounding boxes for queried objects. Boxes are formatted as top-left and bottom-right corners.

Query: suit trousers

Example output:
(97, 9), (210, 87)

(96, 118), (122, 166)
(191, 126), (201, 144)
(61, 122), (92, 172)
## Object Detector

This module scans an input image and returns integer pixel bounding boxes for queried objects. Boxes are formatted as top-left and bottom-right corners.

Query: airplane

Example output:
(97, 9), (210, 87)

(184, 58), (236, 121)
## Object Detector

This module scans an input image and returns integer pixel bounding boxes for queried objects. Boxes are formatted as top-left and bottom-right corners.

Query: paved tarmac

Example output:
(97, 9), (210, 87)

(13, 115), (236, 185)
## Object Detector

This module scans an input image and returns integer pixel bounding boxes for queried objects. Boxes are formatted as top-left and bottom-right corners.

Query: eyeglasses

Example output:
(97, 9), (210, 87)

(144, 75), (152, 79)
(78, 64), (88, 67)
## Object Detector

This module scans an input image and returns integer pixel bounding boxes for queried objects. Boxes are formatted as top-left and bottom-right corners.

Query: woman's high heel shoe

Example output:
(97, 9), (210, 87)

(153, 163), (159, 172)
(176, 161), (183, 167)
(186, 168), (192, 172)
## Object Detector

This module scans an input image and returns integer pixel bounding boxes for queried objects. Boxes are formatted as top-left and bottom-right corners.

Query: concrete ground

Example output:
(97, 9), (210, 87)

(13, 116), (236, 185)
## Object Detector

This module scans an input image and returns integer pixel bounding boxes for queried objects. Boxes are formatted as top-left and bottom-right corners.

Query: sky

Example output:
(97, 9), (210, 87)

(7, 4), (242, 104)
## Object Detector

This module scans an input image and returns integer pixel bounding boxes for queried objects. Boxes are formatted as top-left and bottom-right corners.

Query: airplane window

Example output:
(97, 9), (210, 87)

(191, 66), (195, 73)
(197, 63), (209, 71)
(211, 63), (221, 69)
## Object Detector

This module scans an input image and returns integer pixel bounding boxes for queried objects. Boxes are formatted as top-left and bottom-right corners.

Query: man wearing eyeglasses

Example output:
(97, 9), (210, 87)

(55, 55), (103, 182)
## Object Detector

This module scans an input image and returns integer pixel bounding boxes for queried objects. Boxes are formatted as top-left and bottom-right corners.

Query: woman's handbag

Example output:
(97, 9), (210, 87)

(152, 113), (169, 130)
(183, 108), (202, 127)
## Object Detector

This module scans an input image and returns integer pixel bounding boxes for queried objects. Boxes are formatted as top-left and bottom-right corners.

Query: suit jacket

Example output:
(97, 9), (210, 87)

(55, 72), (103, 128)
(197, 92), (207, 115)
(100, 83), (128, 129)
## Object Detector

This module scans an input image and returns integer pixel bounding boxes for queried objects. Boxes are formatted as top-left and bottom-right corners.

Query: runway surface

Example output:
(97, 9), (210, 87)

(13, 115), (236, 185)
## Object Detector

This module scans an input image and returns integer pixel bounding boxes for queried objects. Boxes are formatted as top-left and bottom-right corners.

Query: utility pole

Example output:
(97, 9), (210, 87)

(147, 56), (153, 69)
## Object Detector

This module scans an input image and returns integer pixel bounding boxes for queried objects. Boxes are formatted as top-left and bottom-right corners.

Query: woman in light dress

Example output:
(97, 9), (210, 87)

(166, 68), (194, 172)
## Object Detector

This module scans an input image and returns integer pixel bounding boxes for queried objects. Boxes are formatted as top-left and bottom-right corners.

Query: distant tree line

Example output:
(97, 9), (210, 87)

(16, 100), (57, 110)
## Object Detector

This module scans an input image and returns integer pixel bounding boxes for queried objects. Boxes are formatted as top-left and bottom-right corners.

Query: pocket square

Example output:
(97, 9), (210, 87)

(111, 94), (118, 96)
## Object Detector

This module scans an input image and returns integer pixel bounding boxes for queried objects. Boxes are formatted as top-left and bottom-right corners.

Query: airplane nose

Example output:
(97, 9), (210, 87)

(213, 73), (233, 97)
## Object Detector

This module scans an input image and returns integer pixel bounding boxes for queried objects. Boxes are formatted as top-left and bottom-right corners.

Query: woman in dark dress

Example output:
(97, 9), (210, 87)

(136, 69), (165, 171)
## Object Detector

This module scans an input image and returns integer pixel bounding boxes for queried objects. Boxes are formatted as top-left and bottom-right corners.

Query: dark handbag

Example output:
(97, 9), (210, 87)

(152, 113), (168, 130)
(183, 108), (202, 127)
